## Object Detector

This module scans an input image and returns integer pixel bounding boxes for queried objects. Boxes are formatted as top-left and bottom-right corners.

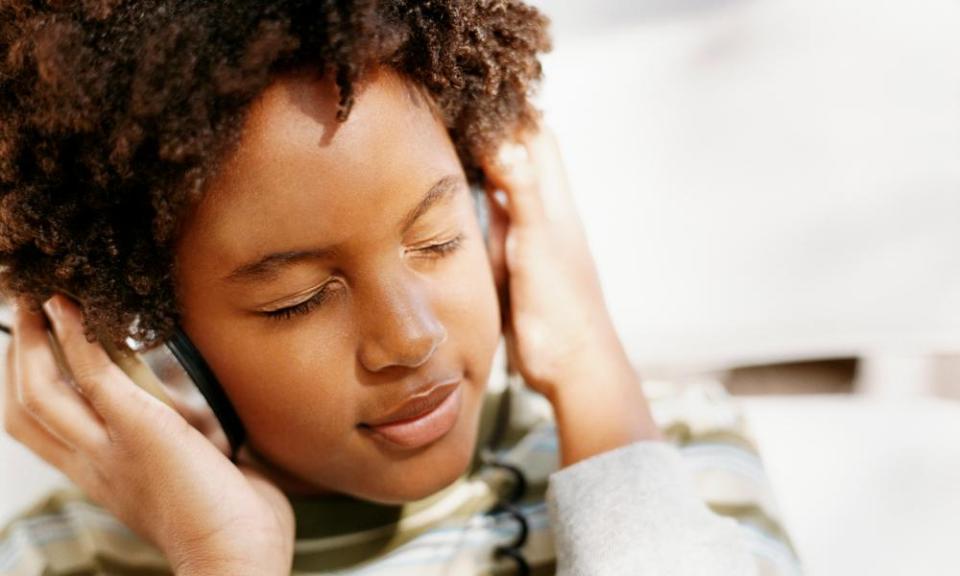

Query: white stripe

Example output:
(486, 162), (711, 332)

(739, 523), (802, 576)
(295, 502), (552, 574)
(294, 479), (493, 554)
(681, 444), (768, 483)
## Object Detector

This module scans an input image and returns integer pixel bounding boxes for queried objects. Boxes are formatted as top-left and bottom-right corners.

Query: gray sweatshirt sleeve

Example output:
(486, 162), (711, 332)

(546, 441), (757, 576)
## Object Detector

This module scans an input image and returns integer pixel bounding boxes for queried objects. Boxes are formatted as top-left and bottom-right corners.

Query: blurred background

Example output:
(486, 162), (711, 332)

(527, 0), (960, 574)
(4, 0), (960, 574)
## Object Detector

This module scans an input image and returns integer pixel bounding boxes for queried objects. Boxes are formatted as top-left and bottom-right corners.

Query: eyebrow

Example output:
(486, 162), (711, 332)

(398, 174), (465, 233)
(224, 174), (466, 284)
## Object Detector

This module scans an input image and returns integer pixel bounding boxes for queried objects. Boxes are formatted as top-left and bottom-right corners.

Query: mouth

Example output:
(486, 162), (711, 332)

(358, 380), (463, 450)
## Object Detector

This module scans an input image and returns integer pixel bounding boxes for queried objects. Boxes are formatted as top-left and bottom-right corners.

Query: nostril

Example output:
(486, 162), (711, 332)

(358, 323), (446, 372)
(355, 276), (448, 372)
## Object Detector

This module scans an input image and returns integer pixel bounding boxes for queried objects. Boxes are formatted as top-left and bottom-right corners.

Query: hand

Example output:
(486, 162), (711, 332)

(483, 126), (626, 397)
(483, 126), (660, 466)
(1, 295), (294, 575)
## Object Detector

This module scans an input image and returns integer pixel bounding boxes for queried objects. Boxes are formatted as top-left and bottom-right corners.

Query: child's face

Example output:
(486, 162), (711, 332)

(174, 68), (501, 503)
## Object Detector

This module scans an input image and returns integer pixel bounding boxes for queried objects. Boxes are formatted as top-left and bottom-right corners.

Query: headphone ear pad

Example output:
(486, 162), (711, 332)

(166, 327), (247, 460)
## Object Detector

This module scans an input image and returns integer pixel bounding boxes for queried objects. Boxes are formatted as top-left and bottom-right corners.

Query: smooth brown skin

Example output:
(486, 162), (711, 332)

(2, 67), (659, 575)
(176, 68), (501, 503)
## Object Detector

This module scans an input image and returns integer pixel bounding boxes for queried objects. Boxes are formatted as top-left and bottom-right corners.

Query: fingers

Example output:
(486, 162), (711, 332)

(12, 301), (108, 451)
(3, 405), (76, 472)
(41, 294), (148, 423)
(483, 127), (590, 250)
(3, 321), (77, 472)
(483, 139), (545, 228)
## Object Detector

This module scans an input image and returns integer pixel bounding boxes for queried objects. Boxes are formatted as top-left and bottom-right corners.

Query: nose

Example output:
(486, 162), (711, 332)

(356, 270), (447, 373)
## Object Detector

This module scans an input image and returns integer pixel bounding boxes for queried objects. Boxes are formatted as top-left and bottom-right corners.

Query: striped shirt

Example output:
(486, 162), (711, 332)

(0, 375), (800, 575)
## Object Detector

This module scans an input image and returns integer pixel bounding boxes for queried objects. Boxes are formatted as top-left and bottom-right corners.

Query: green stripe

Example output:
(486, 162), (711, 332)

(663, 422), (760, 453)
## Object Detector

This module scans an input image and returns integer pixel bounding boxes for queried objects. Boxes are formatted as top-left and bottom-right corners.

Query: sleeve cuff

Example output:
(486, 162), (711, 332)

(546, 441), (755, 575)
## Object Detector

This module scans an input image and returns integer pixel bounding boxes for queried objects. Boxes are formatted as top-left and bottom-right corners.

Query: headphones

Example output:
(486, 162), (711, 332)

(0, 180), (497, 463)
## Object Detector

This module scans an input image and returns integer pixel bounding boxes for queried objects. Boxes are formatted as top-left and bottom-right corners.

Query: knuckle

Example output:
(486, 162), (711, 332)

(87, 433), (113, 459)
(17, 382), (47, 419)
(1, 411), (37, 451)
(70, 361), (114, 399)
(2, 410), (22, 439)
(72, 379), (103, 408)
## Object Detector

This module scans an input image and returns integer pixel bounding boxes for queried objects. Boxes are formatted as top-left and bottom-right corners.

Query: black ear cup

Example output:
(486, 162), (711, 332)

(166, 328), (246, 460)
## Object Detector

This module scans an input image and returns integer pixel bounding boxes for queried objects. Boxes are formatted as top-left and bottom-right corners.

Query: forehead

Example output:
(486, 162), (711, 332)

(179, 68), (461, 273)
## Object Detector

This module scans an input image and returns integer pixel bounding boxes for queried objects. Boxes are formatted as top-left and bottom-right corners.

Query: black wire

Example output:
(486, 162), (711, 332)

(485, 459), (531, 574)
(491, 502), (530, 550)
(166, 327), (247, 458)
(494, 546), (531, 576)
(486, 460), (528, 504)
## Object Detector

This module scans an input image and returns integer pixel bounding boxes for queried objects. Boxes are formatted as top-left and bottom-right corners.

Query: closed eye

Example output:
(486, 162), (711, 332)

(262, 234), (465, 322)
(411, 233), (465, 259)
(261, 280), (340, 321)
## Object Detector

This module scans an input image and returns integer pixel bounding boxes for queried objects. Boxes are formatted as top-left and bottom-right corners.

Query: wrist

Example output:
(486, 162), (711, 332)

(542, 323), (637, 403)
(167, 530), (292, 576)
(173, 550), (290, 576)
(545, 330), (661, 467)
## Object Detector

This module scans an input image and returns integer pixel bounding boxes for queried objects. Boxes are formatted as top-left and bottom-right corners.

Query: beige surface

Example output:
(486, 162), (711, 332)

(0, 428), (69, 523)
(744, 396), (960, 576)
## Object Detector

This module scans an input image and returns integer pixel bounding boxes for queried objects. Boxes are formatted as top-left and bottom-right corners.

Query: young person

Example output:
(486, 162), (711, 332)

(0, 1), (799, 574)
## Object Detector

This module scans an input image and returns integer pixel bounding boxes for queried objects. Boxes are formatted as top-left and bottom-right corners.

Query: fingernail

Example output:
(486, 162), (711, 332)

(42, 295), (60, 318)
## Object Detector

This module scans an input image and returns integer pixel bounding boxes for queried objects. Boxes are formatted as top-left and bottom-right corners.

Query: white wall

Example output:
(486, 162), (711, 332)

(533, 0), (960, 370)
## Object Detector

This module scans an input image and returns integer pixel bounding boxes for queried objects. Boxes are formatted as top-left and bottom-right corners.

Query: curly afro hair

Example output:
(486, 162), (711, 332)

(0, 0), (550, 348)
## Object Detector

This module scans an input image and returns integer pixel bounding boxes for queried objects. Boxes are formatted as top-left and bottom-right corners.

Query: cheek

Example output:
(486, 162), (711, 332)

(188, 313), (361, 449)
(179, 228), (501, 493)
(439, 235), (501, 378)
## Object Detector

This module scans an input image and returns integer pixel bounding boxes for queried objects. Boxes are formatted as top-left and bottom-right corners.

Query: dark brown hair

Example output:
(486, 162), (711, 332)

(0, 0), (550, 347)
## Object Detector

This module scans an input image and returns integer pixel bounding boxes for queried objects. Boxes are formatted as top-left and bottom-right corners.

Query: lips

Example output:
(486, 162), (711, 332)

(359, 379), (463, 449)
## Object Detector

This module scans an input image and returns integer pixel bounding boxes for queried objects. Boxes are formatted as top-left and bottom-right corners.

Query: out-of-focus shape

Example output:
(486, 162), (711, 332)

(533, 0), (960, 374)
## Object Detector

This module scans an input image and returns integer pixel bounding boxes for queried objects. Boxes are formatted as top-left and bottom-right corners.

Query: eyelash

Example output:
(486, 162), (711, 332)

(263, 233), (465, 321)
(411, 232), (465, 259)
(263, 282), (336, 321)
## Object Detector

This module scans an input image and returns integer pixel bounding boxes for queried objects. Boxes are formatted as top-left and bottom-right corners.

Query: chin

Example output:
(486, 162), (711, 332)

(360, 435), (478, 505)
(360, 383), (487, 504)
